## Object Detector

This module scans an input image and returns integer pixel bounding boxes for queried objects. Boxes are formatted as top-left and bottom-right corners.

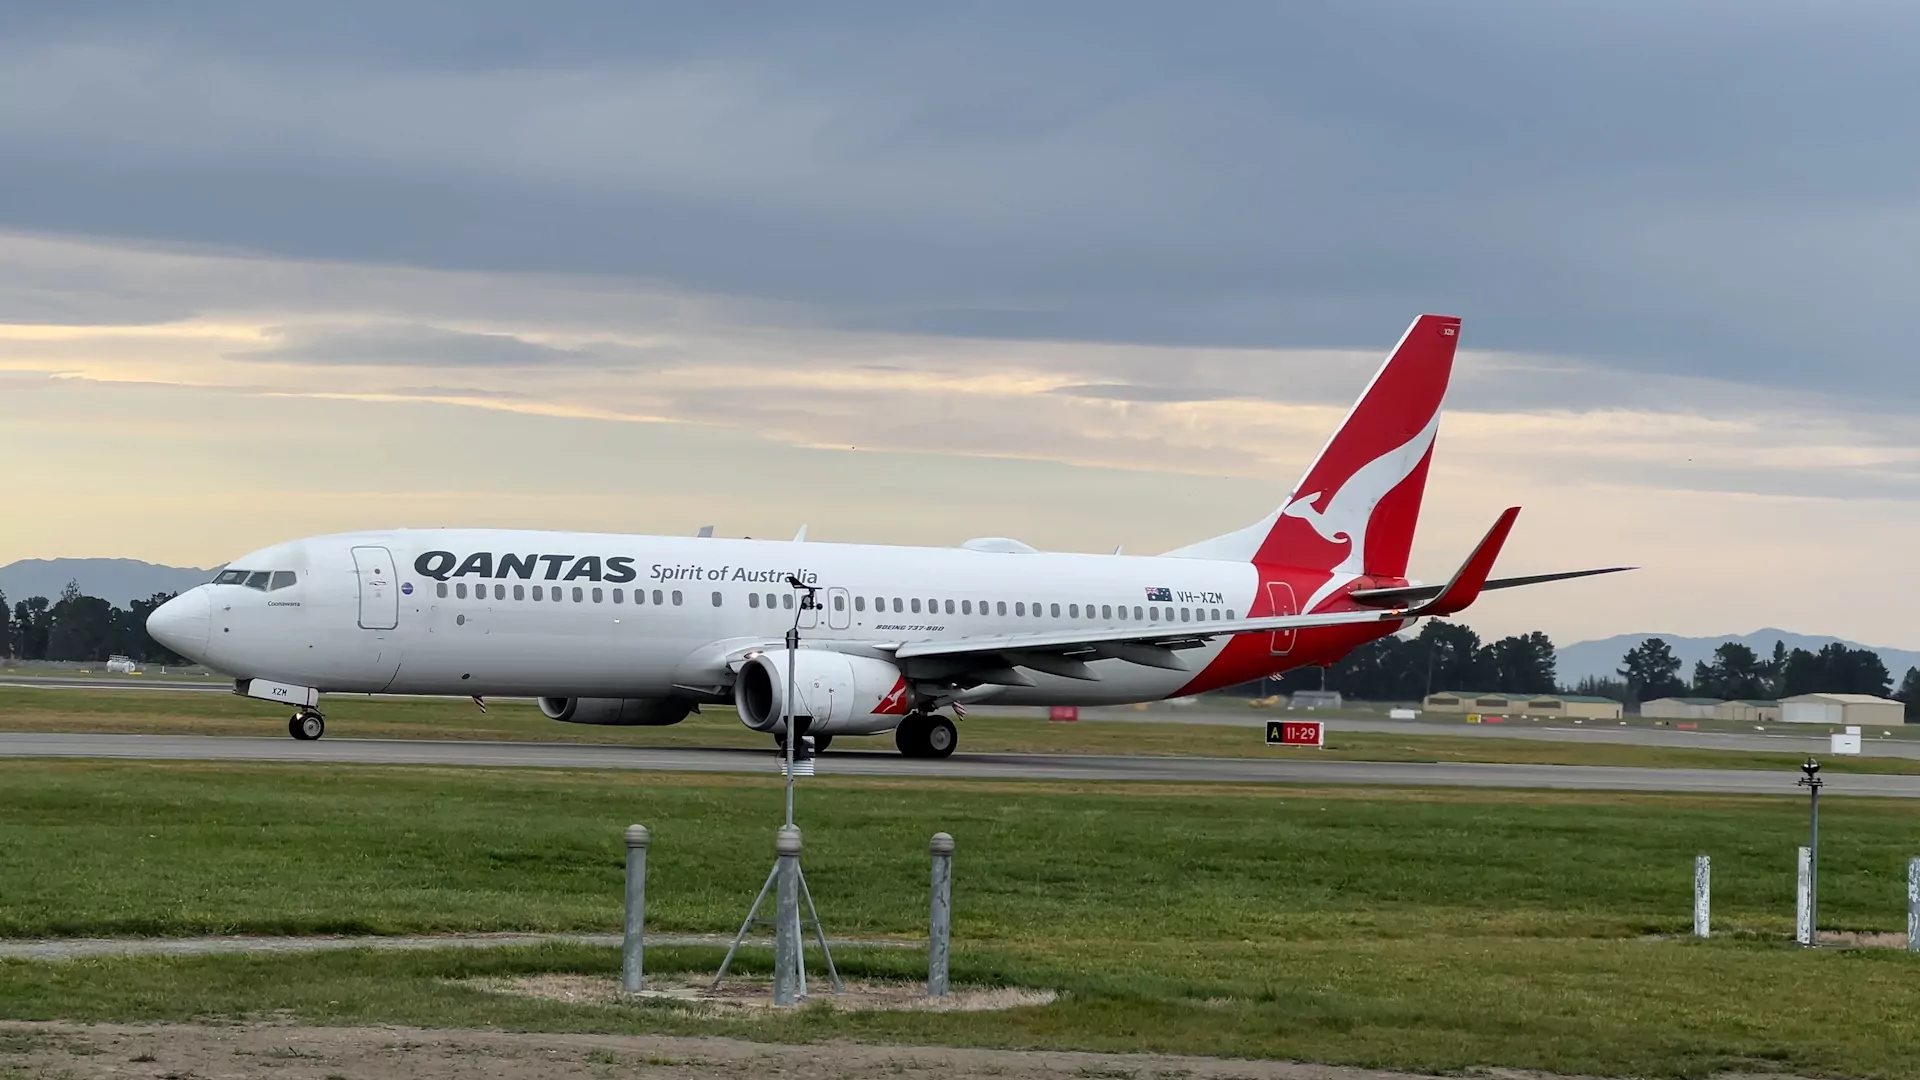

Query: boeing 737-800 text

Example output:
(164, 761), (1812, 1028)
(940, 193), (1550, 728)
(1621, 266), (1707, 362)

(146, 315), (1626, 756)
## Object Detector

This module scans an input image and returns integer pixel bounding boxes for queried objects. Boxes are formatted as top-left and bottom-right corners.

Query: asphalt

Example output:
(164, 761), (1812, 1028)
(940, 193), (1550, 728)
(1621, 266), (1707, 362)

(0, 732), (1904, 797)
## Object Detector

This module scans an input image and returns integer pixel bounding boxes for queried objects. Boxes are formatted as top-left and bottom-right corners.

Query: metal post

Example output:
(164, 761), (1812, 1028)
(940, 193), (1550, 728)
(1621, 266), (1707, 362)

(1908, 857), (1919, 954)
(784, 624), (798, 828)
(929, 832), (954, 997)
(773, 824), (802, 1006)
(621, 824), (650, 993)
(1693, 854), (1710, 939)
(1795, 845), (1813, 946)
(1798, 758), (1822, 948)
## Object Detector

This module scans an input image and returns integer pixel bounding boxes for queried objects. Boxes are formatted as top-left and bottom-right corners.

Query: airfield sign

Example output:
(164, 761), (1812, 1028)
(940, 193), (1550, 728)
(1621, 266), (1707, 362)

(1266, 720), (1325, 748)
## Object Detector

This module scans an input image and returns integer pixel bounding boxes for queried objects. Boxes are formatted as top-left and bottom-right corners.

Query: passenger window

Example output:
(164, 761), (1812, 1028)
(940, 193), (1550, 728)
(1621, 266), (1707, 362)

(436, 582), (448, 598)
(712, 591), (722, 607)
(214, 569), (249, 585)
(944, 599), (955, 615)
(782, 593), (793, 610)
(1211, 609), (1220, 620)
(456, 583), (468, 599)
(961, 600), (972, 615)
(1226, 609), (1235, 620)
(750, 593), (761, 609)
(593, 587), (604, 603)
(514, 585), (525, 601)
(911, 599), (922, 614)
(613, 588), (623, 603)
(855, 596), (866, 612)
(1134, 606), (1144, 620)
(996, 601), (1007, 616)
(834, 594), (845, 611)
(532, 585), (543, 600)
(1149, 607), (1159, 621)
(671, 590), (682, 606)
(1069, 604), (1079, 618)
(245, 571), (271, 591)
(269, 571), (297, 591)
(1050, 603), (1061, 618)
(655, 590), (665, 605)
(892, 598), (903, 613)
(1181, 608), (1191, 622)
(572, 587), (584, 602)
(494, 584), (505, 600)
(1102, 604), (1112, 619)
(1015, 602), (1025, 616)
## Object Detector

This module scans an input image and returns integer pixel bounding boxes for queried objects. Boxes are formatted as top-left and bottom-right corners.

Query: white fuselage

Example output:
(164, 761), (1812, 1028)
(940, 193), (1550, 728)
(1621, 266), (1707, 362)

(164, 528), (1271, 707)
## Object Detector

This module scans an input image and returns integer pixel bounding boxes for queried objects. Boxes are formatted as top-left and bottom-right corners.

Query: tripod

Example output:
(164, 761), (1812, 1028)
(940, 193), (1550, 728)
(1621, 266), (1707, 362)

(712, 575), (842, 1004)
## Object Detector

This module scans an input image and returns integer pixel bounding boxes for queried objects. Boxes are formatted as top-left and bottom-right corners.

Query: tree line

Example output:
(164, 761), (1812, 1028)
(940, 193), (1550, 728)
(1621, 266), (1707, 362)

(0, 583), (189, 666)
(1242, 623), (1920, 719)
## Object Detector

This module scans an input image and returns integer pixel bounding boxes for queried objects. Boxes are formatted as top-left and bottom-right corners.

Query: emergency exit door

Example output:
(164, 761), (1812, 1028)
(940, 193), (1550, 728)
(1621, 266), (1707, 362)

(352, 546), (400, 630)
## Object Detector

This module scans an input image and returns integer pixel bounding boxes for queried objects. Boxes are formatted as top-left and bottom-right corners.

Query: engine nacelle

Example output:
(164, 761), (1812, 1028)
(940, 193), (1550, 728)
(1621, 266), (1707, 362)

(538, 697), (695, 727)
(734, 649), (909, 736)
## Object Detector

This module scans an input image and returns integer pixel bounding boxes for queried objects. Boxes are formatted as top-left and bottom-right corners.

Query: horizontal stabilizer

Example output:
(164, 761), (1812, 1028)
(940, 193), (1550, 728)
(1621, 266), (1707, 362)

(1348, 565), (1635, 608)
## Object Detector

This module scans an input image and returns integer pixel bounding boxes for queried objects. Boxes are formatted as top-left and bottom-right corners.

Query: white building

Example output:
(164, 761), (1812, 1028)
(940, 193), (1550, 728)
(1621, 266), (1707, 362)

(1779, 693), (1905, 727)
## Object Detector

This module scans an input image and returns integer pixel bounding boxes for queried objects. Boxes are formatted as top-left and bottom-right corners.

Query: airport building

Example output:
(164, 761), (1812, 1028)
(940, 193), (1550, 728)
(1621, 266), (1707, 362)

(1640, 697), (1724, 721)
(1422, 692), (1624, 720)
(1778, 693), (1906, 726)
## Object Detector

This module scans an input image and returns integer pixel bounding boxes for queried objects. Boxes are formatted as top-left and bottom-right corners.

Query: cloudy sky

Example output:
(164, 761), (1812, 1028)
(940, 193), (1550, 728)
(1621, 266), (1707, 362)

(2, 1), (1917, 647)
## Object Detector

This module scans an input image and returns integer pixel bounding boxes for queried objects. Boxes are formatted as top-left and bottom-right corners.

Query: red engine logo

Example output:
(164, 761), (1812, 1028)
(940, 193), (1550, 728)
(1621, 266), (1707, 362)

(876, 676), (910, 715)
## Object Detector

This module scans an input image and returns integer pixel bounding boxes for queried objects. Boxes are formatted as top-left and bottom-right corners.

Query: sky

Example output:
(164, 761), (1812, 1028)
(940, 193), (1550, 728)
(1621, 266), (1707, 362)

(2, 1), (1918, 648)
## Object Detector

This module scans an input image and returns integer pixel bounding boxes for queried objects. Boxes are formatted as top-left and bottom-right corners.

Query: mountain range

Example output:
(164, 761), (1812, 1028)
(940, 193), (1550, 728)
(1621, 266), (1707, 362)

(0, 558), (220, 608)
(1555, 629), (1920, 686)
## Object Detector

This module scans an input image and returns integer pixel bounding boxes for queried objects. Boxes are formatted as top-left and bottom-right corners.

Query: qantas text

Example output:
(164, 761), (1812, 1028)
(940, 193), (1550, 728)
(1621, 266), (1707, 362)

(412, 551), (818, 587)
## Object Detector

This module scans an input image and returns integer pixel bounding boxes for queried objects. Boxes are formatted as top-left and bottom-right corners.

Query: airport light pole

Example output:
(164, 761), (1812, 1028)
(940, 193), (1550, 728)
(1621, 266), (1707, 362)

(1799, 757), (1823, 947)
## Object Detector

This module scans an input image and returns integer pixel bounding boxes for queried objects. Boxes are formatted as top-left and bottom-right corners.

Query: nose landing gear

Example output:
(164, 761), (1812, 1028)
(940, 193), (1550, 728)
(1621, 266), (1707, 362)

(289, 708), (325, 741)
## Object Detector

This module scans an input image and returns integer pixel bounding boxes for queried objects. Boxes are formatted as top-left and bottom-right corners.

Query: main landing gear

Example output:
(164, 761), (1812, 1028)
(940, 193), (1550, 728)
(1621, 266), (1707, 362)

(894, 712), (957, 759)
(289, 708), (325, 741)
(772, 731), (832, 755)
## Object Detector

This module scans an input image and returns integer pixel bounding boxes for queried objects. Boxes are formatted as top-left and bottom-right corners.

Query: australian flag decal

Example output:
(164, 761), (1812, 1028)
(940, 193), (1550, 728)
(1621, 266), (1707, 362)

(1144, 586), (1173, 602)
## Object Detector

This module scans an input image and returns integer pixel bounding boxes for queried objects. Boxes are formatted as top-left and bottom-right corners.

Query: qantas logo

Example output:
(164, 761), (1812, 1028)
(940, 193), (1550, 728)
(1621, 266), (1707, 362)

(876, 676), (910, 715)
(1280, 409), (1441, 612)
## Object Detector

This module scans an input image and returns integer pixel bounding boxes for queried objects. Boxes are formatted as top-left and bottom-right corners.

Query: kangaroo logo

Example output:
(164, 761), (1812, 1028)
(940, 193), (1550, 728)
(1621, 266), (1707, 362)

(876, 676), (910, 715)
(1282, 409), (1442, 612)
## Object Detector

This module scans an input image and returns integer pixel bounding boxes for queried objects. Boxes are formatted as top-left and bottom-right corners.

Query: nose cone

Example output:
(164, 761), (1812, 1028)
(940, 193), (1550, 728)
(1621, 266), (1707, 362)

(147, 588), (212, 659)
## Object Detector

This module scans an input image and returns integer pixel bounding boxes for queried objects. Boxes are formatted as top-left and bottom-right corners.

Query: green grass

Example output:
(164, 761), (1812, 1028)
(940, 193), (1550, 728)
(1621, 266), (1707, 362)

(4, 686), (1919, 775)
(6, 762), (1920, 1075)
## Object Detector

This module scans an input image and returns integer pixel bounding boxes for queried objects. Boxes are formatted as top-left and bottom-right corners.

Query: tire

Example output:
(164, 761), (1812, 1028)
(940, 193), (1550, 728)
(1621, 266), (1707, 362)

(811, 734), (833, 754)
(894, 715), (928, 757)
(290, 712), (324, 741)
(924, 716), (957, 759)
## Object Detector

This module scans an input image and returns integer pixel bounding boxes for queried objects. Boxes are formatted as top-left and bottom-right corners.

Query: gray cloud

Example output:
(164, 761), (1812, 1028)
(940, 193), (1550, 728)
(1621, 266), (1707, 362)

(2, 3), (1919, 400)
(246, 324), (591, 368)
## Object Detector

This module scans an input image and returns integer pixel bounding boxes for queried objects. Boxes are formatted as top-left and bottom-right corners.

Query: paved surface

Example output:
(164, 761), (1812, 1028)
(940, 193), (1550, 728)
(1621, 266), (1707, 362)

(1, 732), (1908, 797)
(0, 931), (911, 961)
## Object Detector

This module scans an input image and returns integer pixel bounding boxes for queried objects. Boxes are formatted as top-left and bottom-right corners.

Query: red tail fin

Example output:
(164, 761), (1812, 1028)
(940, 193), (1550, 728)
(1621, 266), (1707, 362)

(1166, 314), (1460, 575)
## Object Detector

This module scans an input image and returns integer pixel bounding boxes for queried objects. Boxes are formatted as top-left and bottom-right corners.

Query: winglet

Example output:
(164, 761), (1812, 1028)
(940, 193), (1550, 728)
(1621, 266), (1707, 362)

(1406, 507), (1520, 618)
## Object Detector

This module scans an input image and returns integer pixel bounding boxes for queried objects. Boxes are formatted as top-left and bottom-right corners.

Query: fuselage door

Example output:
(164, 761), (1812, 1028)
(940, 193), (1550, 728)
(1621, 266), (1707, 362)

(826, 587), (852, 631)
(351, 546), (400, 630)
(1266, 580), (1298, 656)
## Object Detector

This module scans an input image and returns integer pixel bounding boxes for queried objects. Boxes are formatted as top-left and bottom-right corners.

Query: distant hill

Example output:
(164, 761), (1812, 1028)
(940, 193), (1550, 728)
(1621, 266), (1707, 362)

(1558, 628), (1920, 686)
(0, 558), (220, 608)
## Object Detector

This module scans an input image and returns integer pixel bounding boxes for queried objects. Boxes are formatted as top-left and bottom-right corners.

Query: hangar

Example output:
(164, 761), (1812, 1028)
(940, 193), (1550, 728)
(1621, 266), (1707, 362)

(1639, 697), (1722, 721)
(1422, 692), (1623, 720)
(1779, 693), (1905, 726)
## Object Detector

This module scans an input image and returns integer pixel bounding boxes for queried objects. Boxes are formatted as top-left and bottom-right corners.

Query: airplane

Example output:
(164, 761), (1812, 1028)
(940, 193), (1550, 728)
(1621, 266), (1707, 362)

(146, 314), (1628, 756)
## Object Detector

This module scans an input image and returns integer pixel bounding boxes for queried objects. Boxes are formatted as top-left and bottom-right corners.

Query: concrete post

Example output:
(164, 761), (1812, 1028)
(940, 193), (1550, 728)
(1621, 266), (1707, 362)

(1908, 858), (1920, 954)
(621, 824), (650, 993)
(1693, 854), (1710, 939)
(929, 832), (954, 997)
(773, 825), (803, 1006)
(1795, 845), (1813, 946)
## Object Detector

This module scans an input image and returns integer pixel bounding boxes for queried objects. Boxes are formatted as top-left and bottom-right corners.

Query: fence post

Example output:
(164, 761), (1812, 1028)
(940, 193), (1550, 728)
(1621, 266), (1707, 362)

(1908, 858), (1919, 954)
(929, 832), (954, 997)
(1795, 846), (1813, 946)
(773, 825), (803, 1006)
(1693, 854), (1710, 939)
(621, 824), (650, 993)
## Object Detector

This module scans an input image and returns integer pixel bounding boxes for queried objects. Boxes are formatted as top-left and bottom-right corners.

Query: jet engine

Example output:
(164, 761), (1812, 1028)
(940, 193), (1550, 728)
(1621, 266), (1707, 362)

(537, 697), (695, 726)
(733, 649), (909, 736)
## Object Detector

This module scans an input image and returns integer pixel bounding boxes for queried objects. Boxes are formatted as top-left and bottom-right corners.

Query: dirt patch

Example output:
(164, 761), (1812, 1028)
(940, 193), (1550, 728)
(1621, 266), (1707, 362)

(2, 1021), (1816, 1080)
(462, 972), (1056, 1013)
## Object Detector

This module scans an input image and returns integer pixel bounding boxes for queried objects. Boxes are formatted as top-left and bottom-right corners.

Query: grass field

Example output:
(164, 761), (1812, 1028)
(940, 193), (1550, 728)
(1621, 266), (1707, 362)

(3, 685), (1919, 778)
(5, 760), (1920, 1076)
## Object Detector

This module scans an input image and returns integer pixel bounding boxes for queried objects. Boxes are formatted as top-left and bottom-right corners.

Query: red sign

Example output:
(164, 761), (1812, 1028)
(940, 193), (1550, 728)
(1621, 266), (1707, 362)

(1265, 720), (1324, 747)
(1048, 706), (1079, 723)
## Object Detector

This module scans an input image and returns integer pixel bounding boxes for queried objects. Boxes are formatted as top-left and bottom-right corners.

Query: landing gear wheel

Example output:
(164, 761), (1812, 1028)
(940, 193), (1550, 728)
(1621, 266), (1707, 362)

(923, 716), (957, 759)
(289, 710), (325, 741)
(811, 734), (833, 754)
(894, 714), (929, 756)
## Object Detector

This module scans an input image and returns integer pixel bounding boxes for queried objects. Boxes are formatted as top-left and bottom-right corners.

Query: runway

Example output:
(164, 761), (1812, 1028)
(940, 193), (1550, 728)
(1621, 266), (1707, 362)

(2, 732), (1912, 797)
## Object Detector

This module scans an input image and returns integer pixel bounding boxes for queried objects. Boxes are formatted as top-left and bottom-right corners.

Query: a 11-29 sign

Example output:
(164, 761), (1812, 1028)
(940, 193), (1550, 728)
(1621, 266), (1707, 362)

(1265, 719), (1325, 748)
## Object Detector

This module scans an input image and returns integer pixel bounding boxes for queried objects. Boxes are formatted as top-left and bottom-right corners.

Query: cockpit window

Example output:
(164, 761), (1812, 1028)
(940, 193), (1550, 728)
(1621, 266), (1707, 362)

(269, 571), (298, 591)
(244, 571), (272, 591)
(214, 569), (248, 585)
